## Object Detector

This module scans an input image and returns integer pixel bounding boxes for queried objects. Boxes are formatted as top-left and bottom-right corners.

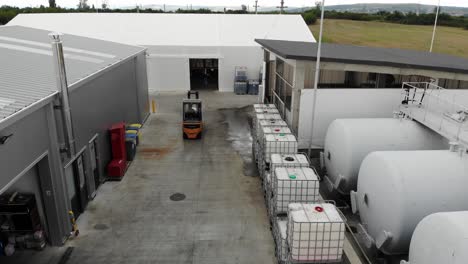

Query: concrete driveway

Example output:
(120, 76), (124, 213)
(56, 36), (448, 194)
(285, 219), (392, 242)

(64, 91), (276, 264)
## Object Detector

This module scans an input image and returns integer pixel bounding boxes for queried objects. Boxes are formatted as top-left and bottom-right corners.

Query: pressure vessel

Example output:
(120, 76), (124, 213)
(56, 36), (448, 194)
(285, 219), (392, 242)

(323, 118), (446, 194)
(351, 150), (468, 255)
(401, 211), (468, 264)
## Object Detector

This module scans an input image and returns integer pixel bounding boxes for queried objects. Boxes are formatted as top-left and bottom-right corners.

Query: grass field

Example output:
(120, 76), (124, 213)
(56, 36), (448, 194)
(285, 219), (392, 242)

(309, 19), (468, 58)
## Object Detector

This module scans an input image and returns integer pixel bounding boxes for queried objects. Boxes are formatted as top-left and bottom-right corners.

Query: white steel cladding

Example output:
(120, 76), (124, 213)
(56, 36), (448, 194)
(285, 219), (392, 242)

(323, 118), (447, 194)
(354, 150), (468, 255)
(403, 211), (468, 264)
(8, 13), (315, 92)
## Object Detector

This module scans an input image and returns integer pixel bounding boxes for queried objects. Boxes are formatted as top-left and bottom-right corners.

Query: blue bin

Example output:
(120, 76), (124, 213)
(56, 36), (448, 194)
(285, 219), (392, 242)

(248, 80), (259, 95)
(126, 130), (140, 145)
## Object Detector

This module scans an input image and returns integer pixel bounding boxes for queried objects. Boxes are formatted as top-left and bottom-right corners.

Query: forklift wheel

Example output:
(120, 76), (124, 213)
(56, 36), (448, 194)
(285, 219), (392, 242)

(197, 132), (202, 139)
(183, 133), (188, 139)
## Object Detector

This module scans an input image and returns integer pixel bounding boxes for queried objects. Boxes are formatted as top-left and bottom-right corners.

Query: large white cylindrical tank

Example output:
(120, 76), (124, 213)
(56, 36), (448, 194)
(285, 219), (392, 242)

(353, 150), (468, 255)
(323, 118), (446, 194)
(402, 211), (468, 264)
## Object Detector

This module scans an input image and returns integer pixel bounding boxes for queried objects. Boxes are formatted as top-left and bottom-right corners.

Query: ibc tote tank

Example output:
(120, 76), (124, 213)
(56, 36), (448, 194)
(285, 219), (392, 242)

(351, 150), (468, 255)
(323, 118), (446, 194)
(401, 211), (468, 264)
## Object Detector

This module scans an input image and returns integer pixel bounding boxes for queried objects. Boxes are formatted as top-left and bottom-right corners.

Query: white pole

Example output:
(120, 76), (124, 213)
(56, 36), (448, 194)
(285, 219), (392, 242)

(430, 0), (441, 53)
(308, 0), (325, 157)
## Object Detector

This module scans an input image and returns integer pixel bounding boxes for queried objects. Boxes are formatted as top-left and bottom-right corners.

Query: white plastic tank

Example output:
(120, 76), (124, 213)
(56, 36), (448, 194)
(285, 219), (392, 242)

(401, 211), (468, 264)
(351, 150), (468, 255)
(253, 103), (276, 111)
(270, 153), (310, 172)
(261, 126), (292, 141)
(265, 153), (310, 205)
(273, 167), (320, 213)
(254, 108), (279, 115)
(262, 134), (297, 162)
(258, 119), (288, 128)
(254, 113), (282, 136)
(255, 113), (282, 121)
(323, 118), (446, 194)
(274, 217), (288, 263)
(256, 119), (288, 139)
(288, 203), (345, 262)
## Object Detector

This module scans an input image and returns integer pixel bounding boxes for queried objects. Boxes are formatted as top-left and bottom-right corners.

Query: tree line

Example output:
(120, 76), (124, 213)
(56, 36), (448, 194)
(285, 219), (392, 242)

(301, 6), (468, 30)
(0, 4), (261, 25)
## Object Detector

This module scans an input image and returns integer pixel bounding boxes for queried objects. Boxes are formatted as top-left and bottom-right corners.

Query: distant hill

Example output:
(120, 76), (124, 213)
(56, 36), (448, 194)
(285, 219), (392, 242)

(123, 4), (280, 13)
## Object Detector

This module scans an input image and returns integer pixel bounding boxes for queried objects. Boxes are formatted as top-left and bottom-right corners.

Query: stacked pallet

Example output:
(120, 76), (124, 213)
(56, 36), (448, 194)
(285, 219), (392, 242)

(234, 66), (248, 94)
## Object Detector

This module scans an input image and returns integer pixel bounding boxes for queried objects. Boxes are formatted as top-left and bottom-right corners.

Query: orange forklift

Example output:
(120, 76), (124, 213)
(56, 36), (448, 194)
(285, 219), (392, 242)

(182, 91), (203, 139)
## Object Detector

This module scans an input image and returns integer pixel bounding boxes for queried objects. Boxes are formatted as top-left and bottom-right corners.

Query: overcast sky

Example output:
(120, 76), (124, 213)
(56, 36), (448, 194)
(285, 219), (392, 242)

(2, 0), (468, 8)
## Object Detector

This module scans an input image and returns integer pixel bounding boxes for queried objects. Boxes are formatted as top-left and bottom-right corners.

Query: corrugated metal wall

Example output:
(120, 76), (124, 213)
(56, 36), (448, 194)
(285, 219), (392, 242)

(0, 50), (150, 247)
(0, 105), (70, 246)
(70, 54), (146, 180)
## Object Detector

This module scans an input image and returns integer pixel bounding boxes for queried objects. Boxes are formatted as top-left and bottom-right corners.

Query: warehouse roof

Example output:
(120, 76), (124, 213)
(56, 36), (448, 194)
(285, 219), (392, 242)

(0, 25), (145, 128)
(255, 39), (468, 75)
(8, 13), (315, 47)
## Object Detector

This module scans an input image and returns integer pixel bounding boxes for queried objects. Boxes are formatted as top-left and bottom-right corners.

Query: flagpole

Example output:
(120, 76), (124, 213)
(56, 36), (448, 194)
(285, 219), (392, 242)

(308, 0), (325, 157)
(430, 0), (441, 52)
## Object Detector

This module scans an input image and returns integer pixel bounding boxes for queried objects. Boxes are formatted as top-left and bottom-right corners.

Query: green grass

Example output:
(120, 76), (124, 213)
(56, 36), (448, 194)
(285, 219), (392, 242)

(309, 19), (468, 58)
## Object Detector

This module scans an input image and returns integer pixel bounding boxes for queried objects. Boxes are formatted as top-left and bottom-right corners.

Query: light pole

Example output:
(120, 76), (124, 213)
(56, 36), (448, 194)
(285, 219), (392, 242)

(276, 0), (288, 14)
(430, 0), (441, 53)
(308, 0), (325, 157)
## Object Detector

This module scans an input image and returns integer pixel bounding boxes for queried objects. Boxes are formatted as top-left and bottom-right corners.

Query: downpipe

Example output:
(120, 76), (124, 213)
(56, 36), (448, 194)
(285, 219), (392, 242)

(49, 33), (76, 158)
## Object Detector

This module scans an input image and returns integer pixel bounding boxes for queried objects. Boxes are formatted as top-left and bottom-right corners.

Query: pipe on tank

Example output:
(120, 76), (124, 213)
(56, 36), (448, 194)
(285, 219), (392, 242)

(49, 32), (76, 158)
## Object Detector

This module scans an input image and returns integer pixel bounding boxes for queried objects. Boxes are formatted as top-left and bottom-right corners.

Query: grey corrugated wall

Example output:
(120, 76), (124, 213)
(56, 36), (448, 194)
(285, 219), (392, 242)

(0, 105), (70, 246)
(70, 51), (149, 179)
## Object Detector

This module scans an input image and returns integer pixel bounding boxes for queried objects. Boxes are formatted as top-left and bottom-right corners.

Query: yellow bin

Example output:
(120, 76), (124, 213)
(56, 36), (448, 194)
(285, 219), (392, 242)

(127, 123), (142, 130)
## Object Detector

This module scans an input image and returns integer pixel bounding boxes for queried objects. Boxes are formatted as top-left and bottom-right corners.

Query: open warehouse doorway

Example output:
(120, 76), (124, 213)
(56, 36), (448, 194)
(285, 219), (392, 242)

(190, 59), (219, 91)
(64, 150), (89, 219)
(0, 154), (64, 248)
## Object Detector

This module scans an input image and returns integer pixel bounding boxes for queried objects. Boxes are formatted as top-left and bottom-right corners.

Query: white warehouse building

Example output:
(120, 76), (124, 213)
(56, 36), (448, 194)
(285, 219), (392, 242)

(8, 13), (315, 92)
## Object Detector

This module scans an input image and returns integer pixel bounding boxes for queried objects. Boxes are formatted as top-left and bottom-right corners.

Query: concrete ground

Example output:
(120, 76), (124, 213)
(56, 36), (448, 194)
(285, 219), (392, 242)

(63, 91), (276, 264)
(0, 91), (366, 264)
